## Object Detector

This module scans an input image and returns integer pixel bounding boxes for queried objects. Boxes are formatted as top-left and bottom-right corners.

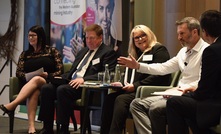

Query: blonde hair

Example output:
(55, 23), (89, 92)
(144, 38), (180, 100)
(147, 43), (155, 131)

(128, 25), (159, 59)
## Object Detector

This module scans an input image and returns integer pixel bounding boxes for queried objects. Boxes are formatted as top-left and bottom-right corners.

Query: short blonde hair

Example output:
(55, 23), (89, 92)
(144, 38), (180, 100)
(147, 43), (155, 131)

(128, 25), (158, 59)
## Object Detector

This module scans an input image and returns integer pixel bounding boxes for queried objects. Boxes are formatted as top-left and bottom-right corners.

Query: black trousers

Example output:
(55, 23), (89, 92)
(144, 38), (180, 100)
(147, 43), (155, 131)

(100, 91), (135, 134)
(166, 96), (213, 134)
(38, 83), (81, 130)
(56, 84), (81, 125)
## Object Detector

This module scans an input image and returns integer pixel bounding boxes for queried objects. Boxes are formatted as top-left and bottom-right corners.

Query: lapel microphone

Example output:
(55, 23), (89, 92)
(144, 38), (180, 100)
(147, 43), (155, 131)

(184, 62), (188, 66)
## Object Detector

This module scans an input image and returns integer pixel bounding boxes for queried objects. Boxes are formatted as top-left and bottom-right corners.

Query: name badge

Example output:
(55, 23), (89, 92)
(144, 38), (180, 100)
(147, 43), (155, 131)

(143, 55), (153, 61)
(92, 58), (100, 65)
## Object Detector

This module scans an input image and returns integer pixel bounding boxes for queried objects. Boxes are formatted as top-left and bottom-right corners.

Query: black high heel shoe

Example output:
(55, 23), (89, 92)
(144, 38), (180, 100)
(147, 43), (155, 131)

(0, 104), (13, 116)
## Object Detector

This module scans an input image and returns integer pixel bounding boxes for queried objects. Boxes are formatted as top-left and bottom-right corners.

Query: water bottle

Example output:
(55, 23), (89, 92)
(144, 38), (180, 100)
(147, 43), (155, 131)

(103, 64), (110, 85)
(114, 64), (121, 82)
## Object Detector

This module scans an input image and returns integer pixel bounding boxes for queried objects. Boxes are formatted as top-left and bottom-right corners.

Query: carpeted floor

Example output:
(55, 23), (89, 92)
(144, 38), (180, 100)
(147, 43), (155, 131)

(0, 115), (44, 134)
(0, 115), (99, 134)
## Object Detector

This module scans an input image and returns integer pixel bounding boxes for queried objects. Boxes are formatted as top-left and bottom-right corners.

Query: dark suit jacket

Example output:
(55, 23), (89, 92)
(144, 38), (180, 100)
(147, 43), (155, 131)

(62, 43), (118, 81)
(188, 37), (221, 128)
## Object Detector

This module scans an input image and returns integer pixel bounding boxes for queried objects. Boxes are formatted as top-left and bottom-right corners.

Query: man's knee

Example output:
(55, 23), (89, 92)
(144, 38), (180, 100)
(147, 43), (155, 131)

(149, 101), (166, 118)
(115, 93), (132, 104)
(41, 84), (55, 96)
(57, 85), (67, 95)
(114, 95), (123, 104)
(130, 98), (141, 112)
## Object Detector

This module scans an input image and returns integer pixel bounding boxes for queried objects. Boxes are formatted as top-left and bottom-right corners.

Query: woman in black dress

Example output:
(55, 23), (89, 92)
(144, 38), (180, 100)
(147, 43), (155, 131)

(0, 25), (63, 134)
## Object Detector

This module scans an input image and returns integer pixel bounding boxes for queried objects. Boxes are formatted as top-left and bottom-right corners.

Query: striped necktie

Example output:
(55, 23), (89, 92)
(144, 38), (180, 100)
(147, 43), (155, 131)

(72, 50), (94, 79)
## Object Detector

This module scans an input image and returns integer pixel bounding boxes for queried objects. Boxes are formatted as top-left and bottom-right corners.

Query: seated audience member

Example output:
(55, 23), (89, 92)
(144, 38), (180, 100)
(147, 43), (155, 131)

(0, 25), (63, 134)
(166, 10), (221, 134)
(118, 17), (209, 134)
(37, 24), (118, 134)
(100, 25), (171, 134)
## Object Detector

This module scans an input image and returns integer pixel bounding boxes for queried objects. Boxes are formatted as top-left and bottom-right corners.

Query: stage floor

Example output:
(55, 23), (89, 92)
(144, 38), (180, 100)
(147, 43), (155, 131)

(0, 115), (99, 134)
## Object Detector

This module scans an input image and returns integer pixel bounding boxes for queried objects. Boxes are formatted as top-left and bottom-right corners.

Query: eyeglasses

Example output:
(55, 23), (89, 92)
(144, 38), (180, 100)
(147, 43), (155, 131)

(133, 34), (147, 42)
(28, 34), (37, 38)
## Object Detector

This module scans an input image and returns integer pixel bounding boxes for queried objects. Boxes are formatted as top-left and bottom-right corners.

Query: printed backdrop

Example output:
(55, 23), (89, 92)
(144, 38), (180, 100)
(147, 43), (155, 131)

(50, 0), (122, 63)
(50, 0), (122, 126)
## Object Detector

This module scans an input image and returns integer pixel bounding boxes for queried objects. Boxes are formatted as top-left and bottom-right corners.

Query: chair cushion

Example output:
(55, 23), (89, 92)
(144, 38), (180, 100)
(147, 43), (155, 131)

(74, 99), (82, 106)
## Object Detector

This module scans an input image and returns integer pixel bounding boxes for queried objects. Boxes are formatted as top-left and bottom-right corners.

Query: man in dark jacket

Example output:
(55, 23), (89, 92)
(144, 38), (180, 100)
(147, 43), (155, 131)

(167, 10), (221, 134)
(37, 24), (118, 134)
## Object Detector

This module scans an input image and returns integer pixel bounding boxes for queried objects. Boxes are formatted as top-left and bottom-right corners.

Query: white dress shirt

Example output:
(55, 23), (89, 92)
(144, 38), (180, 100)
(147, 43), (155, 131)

(138, 38), (209, 89)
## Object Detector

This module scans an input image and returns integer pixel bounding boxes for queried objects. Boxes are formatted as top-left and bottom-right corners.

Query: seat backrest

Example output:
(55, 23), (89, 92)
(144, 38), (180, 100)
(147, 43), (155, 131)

(135, 71), (182, 98)
(170, 71), (181, 87)
(63, 63), (72, 73)
(9, 63), (72, 101)
(9, 77), (22, 101)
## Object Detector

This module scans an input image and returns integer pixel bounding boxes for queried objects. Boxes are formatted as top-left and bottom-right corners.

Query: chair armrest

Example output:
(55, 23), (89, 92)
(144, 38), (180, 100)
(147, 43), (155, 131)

(74, 87), (87, 107)
(136, 86), (173, 98)
(63, 63), (72, 73)
(219, 115), (221, 133)
(9, 77), (22, 102)
(210, 114), (221, 133)
(76, 81), (107, 107)
(77, 81), (100, 106)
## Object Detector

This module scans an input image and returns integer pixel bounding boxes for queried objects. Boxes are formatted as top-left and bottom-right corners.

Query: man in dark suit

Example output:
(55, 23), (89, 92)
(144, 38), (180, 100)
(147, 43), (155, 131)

(37, 24), (118, 134)
(166, 10), (221, 134)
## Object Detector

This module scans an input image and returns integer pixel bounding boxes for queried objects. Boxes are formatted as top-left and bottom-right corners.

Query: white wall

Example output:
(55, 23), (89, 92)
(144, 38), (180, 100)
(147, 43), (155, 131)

(0, 0), (24, 115)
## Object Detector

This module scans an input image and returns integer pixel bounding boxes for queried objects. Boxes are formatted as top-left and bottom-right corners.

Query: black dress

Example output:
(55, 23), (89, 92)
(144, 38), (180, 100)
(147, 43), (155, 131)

(16, 46), (63, 85)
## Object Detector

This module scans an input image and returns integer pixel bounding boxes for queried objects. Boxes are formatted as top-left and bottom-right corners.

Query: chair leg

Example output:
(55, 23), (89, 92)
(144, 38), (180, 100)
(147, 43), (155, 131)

(80, 109), (85, 134)
(9, 110), (15, 133)
(70, 111), (78, 131)
(81, 109), (91, 134)
(87, 114), (91, 134)
(56, 123), (60, 133)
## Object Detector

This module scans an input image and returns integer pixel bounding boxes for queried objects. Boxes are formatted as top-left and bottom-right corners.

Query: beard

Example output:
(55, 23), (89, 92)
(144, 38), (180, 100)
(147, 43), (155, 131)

(180, 34), (192, 47)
